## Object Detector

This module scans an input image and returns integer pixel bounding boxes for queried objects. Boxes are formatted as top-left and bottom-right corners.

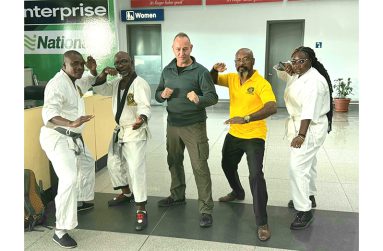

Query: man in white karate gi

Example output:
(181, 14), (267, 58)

(93, 51), (151, 231)
(40, 50), (98, 248)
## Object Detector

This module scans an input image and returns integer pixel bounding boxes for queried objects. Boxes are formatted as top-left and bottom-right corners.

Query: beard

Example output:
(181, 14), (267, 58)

(237, 66), (249, 79)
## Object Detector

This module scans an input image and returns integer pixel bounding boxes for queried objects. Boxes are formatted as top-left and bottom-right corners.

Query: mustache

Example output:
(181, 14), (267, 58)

(237, 66), (249, 72)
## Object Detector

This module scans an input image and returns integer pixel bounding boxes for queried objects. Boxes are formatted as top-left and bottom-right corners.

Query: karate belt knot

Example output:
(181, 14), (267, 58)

(54, 127), (85, 155)
(112, 126), (124, 157)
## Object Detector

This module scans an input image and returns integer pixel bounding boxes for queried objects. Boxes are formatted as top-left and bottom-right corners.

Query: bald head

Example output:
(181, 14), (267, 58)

(235, 48), (253, 58)
(115, 51), (131, 60)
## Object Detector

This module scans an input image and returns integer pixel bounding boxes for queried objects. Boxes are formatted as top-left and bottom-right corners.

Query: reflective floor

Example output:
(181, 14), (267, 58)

(25, 103), (359, 251)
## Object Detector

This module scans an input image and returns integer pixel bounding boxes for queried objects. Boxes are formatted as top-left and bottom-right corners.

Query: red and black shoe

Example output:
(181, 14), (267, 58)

(135, 210), (148, 231)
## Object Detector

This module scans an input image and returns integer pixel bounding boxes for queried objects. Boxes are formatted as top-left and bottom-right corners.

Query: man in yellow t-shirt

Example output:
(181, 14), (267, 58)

(210, 48), (277, 242)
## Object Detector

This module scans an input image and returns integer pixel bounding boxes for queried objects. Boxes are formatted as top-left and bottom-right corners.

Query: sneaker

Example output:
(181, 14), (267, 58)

(108, 193), (135, 207)
(218, 191), (245, 202)
(157, 196), (186, 207)
(257, 224), (271, 241)
(77, 202), (94, 212)
(290, 210), (314, 230)
(135, 210), (148, 231)
(52, 233), (77, 249)
(199, 213), (213, 228)
(288, 195), (316, 209)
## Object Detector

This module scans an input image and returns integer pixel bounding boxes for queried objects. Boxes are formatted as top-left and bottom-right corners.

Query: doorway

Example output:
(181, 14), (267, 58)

(126, 24), (162, 105)
(265, 20), (305, 107)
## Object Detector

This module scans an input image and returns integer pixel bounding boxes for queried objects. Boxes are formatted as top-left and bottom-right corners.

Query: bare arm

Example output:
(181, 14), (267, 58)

(50, 115), (95, 128)
(225, 101), (277, 124)
(290, 119), (311, 148)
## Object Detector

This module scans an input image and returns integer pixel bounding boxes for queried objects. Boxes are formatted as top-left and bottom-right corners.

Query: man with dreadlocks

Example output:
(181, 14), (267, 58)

(274, 46), (333, 230)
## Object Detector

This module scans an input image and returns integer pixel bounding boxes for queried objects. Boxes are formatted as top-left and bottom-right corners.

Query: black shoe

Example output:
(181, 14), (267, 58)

(199, 213), (213, 228)
(135, 210), (148, 231)
(218, 191), (245, 202)
(108, 193), (135, 207)
(290, 210), (314, 230)
(288, 195), (317, 208)
(77, 202), (94, 212)
(52, 233), (77, 249)
(157, 196), (186, 207)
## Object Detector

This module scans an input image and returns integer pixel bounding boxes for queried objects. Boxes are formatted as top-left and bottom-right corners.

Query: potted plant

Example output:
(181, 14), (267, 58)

(333, 77), (353, 112)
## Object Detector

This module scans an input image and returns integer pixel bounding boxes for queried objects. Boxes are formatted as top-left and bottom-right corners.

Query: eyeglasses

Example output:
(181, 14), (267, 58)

(290, 58), (309, 65)
(234, 57), (253, 64)
(114, 59), (130, 67)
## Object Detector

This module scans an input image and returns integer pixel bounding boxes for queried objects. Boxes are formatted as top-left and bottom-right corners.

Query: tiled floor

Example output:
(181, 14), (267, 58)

(24, 104), (359, 250)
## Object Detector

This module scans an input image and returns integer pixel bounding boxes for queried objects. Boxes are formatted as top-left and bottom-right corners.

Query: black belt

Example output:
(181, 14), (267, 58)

(54, 127), (82, 138)
(54, 127), (84, 155)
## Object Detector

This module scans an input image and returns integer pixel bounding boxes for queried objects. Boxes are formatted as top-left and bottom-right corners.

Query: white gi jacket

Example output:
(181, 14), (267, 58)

(93, 75), (151, 142)
(40, 70), (96, 149)
(276, 67), (330, 145)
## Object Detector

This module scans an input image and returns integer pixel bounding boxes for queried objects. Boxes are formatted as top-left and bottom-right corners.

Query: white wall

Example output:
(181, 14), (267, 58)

(114, 0), (359, 101)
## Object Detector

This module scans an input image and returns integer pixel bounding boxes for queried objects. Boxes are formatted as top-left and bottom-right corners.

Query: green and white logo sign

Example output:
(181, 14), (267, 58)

(24, 31), (86, 54)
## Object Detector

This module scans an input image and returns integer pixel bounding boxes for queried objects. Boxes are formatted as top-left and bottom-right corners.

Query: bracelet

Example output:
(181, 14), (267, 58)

(139, 115), (147, 123)
(297, 135), (305, 141)
(298, 133), (306, 138)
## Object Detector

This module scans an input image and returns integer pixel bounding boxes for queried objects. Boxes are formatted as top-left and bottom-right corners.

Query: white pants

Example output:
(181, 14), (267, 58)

(288, 116), (327, 212)
(40, 128), (95, 230)
(107, 138), (147, 203)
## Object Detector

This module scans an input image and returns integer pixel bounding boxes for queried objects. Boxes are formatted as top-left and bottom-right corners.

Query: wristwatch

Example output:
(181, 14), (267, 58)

(244, 115), (251, 123)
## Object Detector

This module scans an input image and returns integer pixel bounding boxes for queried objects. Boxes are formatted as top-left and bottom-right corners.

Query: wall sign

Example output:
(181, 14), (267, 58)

(121, 9), (164, 22)
(24, 0), (108, 25)
(131, 0), (202, 8)
(315, 42), (322, 48)
(206, 0), (282, 5)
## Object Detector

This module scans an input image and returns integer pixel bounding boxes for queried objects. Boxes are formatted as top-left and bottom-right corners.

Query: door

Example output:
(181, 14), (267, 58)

(265, 20), (305, 107)
(126, 24), (162, 105)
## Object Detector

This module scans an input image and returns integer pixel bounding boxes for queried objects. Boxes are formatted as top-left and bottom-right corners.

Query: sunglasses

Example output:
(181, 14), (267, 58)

(290, 58), (309, 65)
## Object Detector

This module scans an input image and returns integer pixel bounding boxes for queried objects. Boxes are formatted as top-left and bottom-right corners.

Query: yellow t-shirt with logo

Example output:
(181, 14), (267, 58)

(217, 71), (276, 140)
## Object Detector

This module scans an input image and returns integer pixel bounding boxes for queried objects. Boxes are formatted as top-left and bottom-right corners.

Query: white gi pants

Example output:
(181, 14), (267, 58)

(107, 138), (147, 203)
(288, 116), (327, 212)
(40, 129), (95, 230)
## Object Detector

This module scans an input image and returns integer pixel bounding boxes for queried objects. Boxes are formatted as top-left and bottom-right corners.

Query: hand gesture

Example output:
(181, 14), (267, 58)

(85, 56), (97, 72)
(69, 115), (95, 128)
(285, 63), (294, 76)
(224, 116), (246, 125)
(132, 116), (144, 130)
(161, 87), (174, 99)
(213, 63), (227, 72)
(103, 67), (118, 76)
(187, 91), (199, 104)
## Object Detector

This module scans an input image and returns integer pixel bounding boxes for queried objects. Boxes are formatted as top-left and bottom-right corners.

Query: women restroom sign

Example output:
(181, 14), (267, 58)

(121, 9), (164, 22)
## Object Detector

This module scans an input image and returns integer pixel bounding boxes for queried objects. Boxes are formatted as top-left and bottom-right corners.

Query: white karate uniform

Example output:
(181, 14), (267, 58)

(275, 67), (330, 211)
(40, 70), (96, 230)
(93, 75), (151, 203)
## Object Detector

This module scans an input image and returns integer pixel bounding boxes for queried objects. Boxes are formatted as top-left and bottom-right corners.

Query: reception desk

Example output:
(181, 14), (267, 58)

(24, 95), (115, 191)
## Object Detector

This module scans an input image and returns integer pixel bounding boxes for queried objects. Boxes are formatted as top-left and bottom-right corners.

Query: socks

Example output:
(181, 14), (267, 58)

(123, 193), (132, 197)
(55, 229), (67, 238)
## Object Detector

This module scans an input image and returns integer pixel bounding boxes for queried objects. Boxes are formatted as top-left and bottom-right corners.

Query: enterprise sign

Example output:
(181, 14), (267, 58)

(121, 9), (164, 22)
(24, 0), (108, 25)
